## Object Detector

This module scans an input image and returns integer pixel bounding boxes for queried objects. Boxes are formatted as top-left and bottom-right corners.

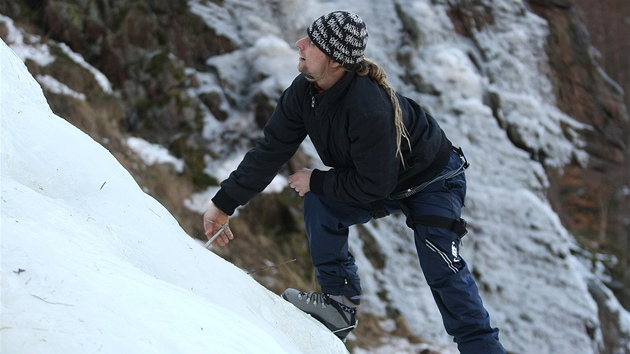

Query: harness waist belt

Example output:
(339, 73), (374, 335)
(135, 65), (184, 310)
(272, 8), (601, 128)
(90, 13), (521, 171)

(389, 146), (469, 200)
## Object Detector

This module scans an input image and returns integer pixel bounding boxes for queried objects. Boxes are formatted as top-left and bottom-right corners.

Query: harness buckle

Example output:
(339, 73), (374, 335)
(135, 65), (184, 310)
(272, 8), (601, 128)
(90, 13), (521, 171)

(453, 146), (470, 170)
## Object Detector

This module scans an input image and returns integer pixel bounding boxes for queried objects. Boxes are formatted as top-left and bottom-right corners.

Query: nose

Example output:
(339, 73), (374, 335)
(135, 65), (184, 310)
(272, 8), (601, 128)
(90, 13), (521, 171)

(295, 36), (307, 50)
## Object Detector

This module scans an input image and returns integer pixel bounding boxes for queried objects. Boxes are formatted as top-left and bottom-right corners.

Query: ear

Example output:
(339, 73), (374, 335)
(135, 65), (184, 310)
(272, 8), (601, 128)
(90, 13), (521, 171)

(329, 61), (345, 74)
(329, 59), (342, 69)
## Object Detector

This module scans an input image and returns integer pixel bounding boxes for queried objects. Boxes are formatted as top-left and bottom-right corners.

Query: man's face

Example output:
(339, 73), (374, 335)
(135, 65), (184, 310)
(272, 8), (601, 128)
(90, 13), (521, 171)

(295, 36), (330, 78)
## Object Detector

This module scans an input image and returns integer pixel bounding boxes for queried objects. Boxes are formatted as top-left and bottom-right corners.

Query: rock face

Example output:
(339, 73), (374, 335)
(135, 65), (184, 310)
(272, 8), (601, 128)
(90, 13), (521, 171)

(445, 0), (630, 311)
(528, 0), (630, 310)
(1, 0), (628, 352)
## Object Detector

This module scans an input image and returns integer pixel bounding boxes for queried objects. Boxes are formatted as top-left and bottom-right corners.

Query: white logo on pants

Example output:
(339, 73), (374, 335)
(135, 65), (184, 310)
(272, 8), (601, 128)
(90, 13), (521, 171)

(452, 241), (460, 262)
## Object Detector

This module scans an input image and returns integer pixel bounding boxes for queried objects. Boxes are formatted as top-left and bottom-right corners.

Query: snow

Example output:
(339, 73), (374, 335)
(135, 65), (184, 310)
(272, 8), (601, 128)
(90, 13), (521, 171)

(0, 14), (54, 67)
(57, 43), (113, 94)
(126, 137), (185, 173)
(0, 40), (349, 354)
(2, 0), (629, 353)
(35, 74), (87, 101)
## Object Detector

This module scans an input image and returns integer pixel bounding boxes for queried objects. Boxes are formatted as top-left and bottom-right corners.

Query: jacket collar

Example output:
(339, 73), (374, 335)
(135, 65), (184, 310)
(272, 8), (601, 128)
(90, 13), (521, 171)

(310, 70), (356, 109)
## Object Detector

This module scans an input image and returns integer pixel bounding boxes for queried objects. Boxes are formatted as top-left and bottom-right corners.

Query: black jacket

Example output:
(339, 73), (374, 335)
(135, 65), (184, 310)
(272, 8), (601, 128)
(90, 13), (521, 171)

(213, 71), (451, 215)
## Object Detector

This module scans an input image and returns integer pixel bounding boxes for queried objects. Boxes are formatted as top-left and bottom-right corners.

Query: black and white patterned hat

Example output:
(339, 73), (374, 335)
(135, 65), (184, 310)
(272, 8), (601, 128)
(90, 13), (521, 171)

(307, 11), (368, 66)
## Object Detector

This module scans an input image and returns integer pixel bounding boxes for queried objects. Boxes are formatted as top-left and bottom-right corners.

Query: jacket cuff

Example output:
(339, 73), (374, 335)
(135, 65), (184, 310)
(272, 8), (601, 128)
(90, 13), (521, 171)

(310, 169), (325, 195)
(211, 189), (240, 216)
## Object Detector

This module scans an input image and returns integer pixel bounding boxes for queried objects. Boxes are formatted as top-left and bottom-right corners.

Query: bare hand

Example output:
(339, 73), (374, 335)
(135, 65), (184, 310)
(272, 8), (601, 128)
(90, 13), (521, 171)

(288, 168), (312, 197)
(203, 203), (233, 247)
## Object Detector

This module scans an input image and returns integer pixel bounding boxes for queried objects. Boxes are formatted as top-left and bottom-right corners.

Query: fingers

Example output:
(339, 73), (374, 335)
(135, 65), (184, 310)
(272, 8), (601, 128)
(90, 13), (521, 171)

(203, 203), (233, 248)
(288, 179), (308, 196)
(216, 226), (233, 246)
(288, 169), (312, 196)
(289, 184), (304, 195)
(204, 222), (233, 247)
(288, 177), (304, 195)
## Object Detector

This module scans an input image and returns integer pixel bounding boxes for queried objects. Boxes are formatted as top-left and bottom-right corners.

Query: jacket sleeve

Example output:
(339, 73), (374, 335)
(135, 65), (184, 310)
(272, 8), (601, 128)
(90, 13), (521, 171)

(212, 81), (307, 215)
(311, 106), (400, 204)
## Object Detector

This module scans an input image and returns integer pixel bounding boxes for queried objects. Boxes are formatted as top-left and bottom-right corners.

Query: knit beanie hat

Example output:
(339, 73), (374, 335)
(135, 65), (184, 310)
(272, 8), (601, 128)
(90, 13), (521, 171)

(307, 11), (368, 66)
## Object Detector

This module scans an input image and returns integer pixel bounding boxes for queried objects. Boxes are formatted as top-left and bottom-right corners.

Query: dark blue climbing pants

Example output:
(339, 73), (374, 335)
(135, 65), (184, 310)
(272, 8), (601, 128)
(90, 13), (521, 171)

(303, 150), (506, 354)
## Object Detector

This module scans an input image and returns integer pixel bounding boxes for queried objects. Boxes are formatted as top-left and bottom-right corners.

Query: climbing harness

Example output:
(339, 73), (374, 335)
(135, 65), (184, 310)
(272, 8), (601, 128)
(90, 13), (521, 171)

(389, 146), (469, 200)
(388, 146), (470, 237)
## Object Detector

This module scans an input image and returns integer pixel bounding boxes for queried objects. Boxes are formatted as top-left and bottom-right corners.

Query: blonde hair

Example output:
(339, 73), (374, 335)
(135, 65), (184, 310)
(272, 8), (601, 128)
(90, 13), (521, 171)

(355, 59), (411, 166)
